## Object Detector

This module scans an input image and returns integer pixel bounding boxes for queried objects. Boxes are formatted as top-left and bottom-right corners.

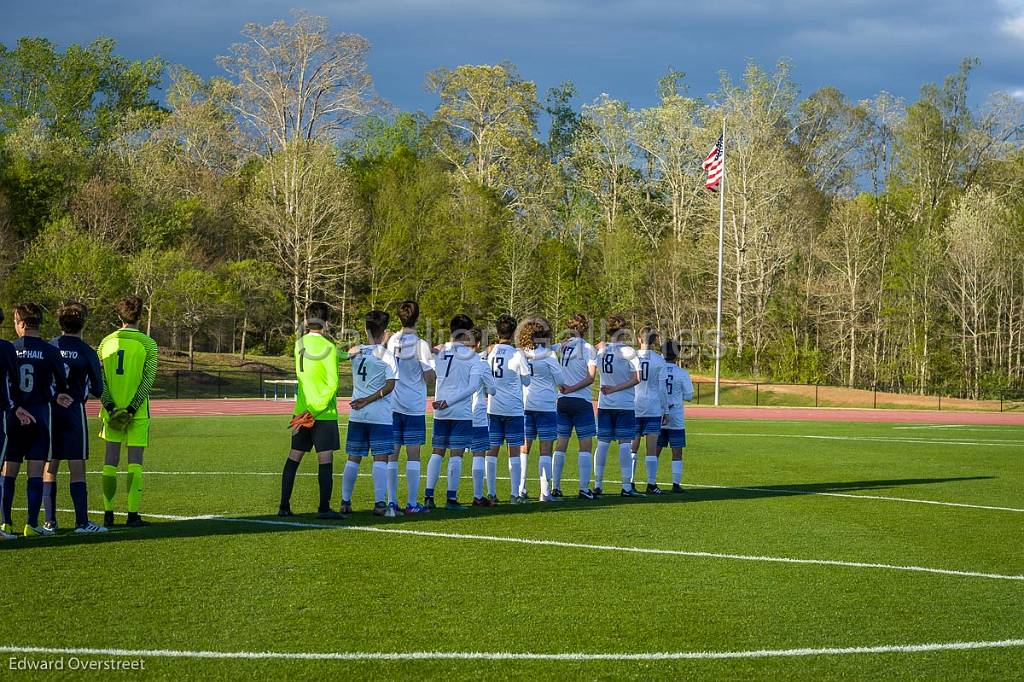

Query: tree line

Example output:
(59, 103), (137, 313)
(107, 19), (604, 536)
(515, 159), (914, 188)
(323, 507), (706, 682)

(1, 11), (1022, 397)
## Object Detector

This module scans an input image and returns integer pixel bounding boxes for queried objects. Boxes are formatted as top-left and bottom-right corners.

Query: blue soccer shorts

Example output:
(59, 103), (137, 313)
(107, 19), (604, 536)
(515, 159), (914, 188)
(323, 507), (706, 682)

(470, 425), (490, 453)
(346, 421), (394, 457)
(392, 412), (426, 446)
(525, 410), (558, 441)
(634, 416), (663, 438)
(657, 428), (686, 449)
(431, 419), (473, 452)
(488, 414), (525, 448)
(5, 404), (51, 463)
(51, 402), (90, 461)
(596, 408), (635, 443)
(556, 397), (596, 440)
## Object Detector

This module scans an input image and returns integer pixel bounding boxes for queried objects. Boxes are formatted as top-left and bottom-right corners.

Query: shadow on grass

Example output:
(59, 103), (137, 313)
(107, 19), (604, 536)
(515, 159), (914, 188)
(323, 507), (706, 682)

(0, 475), (994, 551)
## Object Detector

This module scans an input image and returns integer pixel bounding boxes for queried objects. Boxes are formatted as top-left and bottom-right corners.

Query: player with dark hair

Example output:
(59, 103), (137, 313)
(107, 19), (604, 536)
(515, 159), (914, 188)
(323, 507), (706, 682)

(594, 314), (642, 497)
(465, 327), (496, 506)
(2, 303), (73, 537)
(385, 301), (435, 514)
(339, 310), (398, 516)
(486, 314), (532, 503)
(519, 319), (564, 501)
(44, 302), (106, 533)
(280, 302), (342, 519)
(629, 326), (669, 495)
(98, 296), (159, 528)
(554, 313), (598, 499)
(0, 309), (20, 540)
(659, 339), (694, 493)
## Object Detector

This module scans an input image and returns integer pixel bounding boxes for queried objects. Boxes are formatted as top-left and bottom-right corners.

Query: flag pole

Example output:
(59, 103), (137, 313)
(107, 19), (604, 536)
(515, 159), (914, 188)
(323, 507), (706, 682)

(714, 119), (726, 407)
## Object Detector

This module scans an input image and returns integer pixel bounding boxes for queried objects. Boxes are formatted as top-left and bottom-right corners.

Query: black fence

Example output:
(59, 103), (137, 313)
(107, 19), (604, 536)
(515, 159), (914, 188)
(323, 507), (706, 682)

(152, 370), (354, 400)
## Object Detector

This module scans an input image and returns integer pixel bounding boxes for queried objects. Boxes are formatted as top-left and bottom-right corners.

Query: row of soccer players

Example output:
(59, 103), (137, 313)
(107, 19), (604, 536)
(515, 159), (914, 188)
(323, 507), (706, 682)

(279, 302), (693, 518)
(0, 297), (158, 539)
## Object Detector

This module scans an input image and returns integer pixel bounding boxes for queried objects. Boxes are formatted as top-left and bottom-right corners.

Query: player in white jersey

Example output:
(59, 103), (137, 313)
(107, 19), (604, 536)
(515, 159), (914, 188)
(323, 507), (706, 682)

(340, 311), (399, 516)
(657, 340), (694, 493)
(425, 315), (487, 510)
(486, 314), (532, 504)
(554, 313), (599, 499)
(385, 301), (435, 514)
(630, 327), (670, 495)
(519, 319), (565, 502)
(465, 327), (497, 506)
(595, 314), (642, 498)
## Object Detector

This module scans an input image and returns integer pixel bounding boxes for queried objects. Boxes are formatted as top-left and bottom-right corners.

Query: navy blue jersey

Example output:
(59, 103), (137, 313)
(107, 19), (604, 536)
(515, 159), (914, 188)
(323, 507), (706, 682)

(52, 336), (103, 404)
(0, 339), (15, 411)
(11, 336), (68, 407)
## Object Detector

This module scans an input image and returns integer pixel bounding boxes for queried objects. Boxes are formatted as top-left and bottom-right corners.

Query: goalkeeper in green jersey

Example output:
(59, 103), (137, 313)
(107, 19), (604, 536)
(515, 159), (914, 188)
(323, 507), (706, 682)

(278, 302), (343, 519)
(98, 296), (158, 528)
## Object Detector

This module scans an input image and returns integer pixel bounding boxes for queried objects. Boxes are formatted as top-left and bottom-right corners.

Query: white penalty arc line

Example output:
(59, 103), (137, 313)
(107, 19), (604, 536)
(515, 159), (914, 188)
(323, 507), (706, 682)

(1, 639), (1023, 662)
(21, 508), (1024, 583)
(80, 471), (1024, 514)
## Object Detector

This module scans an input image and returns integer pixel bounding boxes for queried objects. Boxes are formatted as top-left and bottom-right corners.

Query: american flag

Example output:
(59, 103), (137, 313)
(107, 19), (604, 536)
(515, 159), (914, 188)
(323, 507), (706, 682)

(703, 134), (724, 191)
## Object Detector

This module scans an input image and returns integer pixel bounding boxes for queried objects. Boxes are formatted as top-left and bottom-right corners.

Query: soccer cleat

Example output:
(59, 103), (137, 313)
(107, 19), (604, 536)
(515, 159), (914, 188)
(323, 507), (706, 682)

(384, 503), (397, 518)
(620, 488), (645, 498)
(44, 520), (58, 533)
(510, 495), (525, 505)
(316, 510), (344, 520)
(646, 484), (664, 495)
(672, 484), (686, 494)
(519, 491), (531, 501)
(578, 489), (595, 500)
(404, 503), (430, 514)
(24, 525), (50, 537)
(445, 498), (465, 510)
(423, 496), (436, 511)
(103, 511), (115, 527)
(0, 527), (16, 541)
(372, 502), (388, 517)
(277, 506), (294, 517)
(339, 502), (353, 514)
(125, 513), (150, 527)
(539, 494), (551, 502)
(472, 497), (485, 507)
(486, 494), (499, 506)
(593, 487), (603, 497)
(1, 523), (13, 535)
(551, 488), (563, 498)
(74, 521), (108, 534)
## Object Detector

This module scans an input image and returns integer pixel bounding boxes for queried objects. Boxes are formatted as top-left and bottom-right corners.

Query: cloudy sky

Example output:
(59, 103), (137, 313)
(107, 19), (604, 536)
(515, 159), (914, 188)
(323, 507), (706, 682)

(4, 0), (1024, 114)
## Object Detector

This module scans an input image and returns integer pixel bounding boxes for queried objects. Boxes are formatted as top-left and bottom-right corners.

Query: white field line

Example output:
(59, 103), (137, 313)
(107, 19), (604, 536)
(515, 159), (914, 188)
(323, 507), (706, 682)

(1, 639), (1023, 662)
(893, 425), (1024, 433)
(701, 432), (1024, 447)
(29, 507), (1023, 583)
(892, 424), (970, 430)
(80, 471), (1024, 513)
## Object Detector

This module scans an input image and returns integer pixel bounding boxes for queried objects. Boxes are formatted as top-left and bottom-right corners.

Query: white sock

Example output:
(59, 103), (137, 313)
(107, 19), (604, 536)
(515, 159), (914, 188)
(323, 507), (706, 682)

(519, 453), (529, 496)
(619, 443), (632, 491)
(425, 453), (443, 496)
(578, 451), (592, 491)
(341, 460), (359, 503)
(552, 450), (566, 489)
(594, 441), (610, 488)
(645, 456), (658, 486)
(387, 461), (399, 504)
(672, 459), (683, 484)
(371, 461), (387, 504)
(485, 456), (498, 496)
(509, 456), (521, 498)
(472, 457), (485, 499)
(447, 455), (463, 498)
(539, 455), (552, 497)
(406, 460), (421, 506)
(630, 451), (637, 484)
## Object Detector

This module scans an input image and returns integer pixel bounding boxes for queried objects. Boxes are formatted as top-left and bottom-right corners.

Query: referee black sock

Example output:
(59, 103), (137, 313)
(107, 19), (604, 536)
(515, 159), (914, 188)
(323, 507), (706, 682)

(280, 458), (300, 510)
(1, 476), (15, 525)
(317, 462), (333, 513)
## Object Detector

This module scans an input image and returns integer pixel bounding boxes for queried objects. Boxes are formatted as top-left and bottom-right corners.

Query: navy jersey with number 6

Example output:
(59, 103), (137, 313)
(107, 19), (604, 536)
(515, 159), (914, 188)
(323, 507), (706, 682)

(52, 336), (103, 405)
(11, 336), (68, 407)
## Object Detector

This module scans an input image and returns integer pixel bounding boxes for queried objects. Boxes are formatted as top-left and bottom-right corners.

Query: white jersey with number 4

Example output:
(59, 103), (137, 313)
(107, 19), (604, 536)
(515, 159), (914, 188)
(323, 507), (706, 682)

(596, 343), (642, 411)
(350, 344), (398, 425)
(385, 331), (434, 416)
(634, 349), (669, 418)
(523, 347), (564, 412)
(556, 337), (597, 402)
(664, 365), (694, 430)
(486, 344), (531, 416)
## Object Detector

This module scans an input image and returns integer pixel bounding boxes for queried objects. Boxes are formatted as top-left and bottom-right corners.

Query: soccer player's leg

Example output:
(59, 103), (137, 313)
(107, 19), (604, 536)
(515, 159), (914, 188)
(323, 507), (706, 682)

(668, 429), (686, 493)
(281, 421), (311, 516)
(342, 423), (369, 514)
(20, 405), (51, 536)
(424, 420), (450, 510)
(486, 413), (505, 503)
(312, 420), (341, 520)
(507, 415), (526, 502)
(370, 424), (396, 517)
(101, 440), (120, 527)
(523, 413), (537, 499)
(593, 409), (615, 496)
(444, 421), (470, 509)
(0, 413), (13, 540)
(536, 413), (558, 502)
(116, 409), (151, 527)
(616, 411), (643, 497)
(470, 426), (491, 506)
(640, 419), (663, 495)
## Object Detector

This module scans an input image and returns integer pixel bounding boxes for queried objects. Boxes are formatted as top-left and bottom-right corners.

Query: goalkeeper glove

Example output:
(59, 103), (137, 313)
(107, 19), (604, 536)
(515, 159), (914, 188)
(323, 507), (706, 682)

(106, 408), (133, 432)
(289, 411), (315, 434)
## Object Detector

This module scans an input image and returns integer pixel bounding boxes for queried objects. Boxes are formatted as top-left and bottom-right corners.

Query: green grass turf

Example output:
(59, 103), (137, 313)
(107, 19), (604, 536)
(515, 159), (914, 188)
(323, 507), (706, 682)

(2, 415), (1022, 680)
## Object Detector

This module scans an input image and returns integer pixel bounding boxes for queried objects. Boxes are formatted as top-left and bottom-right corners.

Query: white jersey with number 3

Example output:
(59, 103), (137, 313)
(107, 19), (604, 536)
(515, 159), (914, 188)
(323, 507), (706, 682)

(350, 344), (398, 425)
(486, 344), (531, 416)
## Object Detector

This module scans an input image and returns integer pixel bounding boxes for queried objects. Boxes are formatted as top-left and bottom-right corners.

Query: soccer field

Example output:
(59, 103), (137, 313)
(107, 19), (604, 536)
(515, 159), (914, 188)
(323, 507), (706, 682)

(2, 414), (1023, 680)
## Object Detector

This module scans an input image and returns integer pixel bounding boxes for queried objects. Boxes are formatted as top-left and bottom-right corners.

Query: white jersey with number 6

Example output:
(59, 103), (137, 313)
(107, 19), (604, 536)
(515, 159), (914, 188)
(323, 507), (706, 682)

(350, 344), (398, 425)
(596, 343), (641, 411)
(486, 344), (531, 416)
(664, 365), (694, 430)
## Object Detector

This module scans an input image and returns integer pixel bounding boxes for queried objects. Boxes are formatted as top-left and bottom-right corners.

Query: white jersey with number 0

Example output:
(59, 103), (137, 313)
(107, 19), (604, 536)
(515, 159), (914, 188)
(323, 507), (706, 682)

(634, 349), (669, 418)
(385, 331), (434, 416)
(486, 344), (531, 416)
(350, 344), (398, 425)
(596, 343), (642, 411)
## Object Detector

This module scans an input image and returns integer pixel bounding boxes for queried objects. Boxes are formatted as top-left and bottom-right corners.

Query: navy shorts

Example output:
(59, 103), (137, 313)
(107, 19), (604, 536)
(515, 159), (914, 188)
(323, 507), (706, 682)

(6, 403), (52, 463)
(488, 414), (525, 448)
(432, 419), (473, 451)
(346, 421), (394, 457)
(525, 410), (558, 441)
(470, 425), (490, 453)
(291, 419), (341, 453)
(392, 412), (426, 446)
(635, 416), (663, 438)
(597, 408), (635, 442)
(556, 397), (596, 440)
(658, 428), (686, 449)
(52, 402), (89, 461)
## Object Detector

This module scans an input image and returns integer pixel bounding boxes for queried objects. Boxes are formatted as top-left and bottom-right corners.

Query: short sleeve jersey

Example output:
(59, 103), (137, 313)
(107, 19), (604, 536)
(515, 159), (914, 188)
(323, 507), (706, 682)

(350, 344), (398, 425)
(486, 344), (531, 416)
(385, 332), (434, 416)
(522, 347), (564, 413)
(557, 337), (598, 402)
(596, 343), (642, 411)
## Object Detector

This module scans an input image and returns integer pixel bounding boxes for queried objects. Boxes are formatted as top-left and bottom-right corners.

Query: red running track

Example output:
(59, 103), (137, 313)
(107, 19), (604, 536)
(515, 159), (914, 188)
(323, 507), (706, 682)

(85, 400), (1024, 425)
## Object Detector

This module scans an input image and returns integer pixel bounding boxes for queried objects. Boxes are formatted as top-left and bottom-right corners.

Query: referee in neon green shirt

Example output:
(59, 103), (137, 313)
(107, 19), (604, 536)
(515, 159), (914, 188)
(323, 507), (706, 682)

(279, 302), (344, 519)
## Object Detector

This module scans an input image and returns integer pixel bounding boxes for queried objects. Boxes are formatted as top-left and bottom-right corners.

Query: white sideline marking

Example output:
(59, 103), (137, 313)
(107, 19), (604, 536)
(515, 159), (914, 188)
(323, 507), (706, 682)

(892, 424), (969, 430)
(1, 639), (1022, 661)
(22, 508), (1024, 582)
(702, 432), (1024, 447)
(80, 471), (1024, 513)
